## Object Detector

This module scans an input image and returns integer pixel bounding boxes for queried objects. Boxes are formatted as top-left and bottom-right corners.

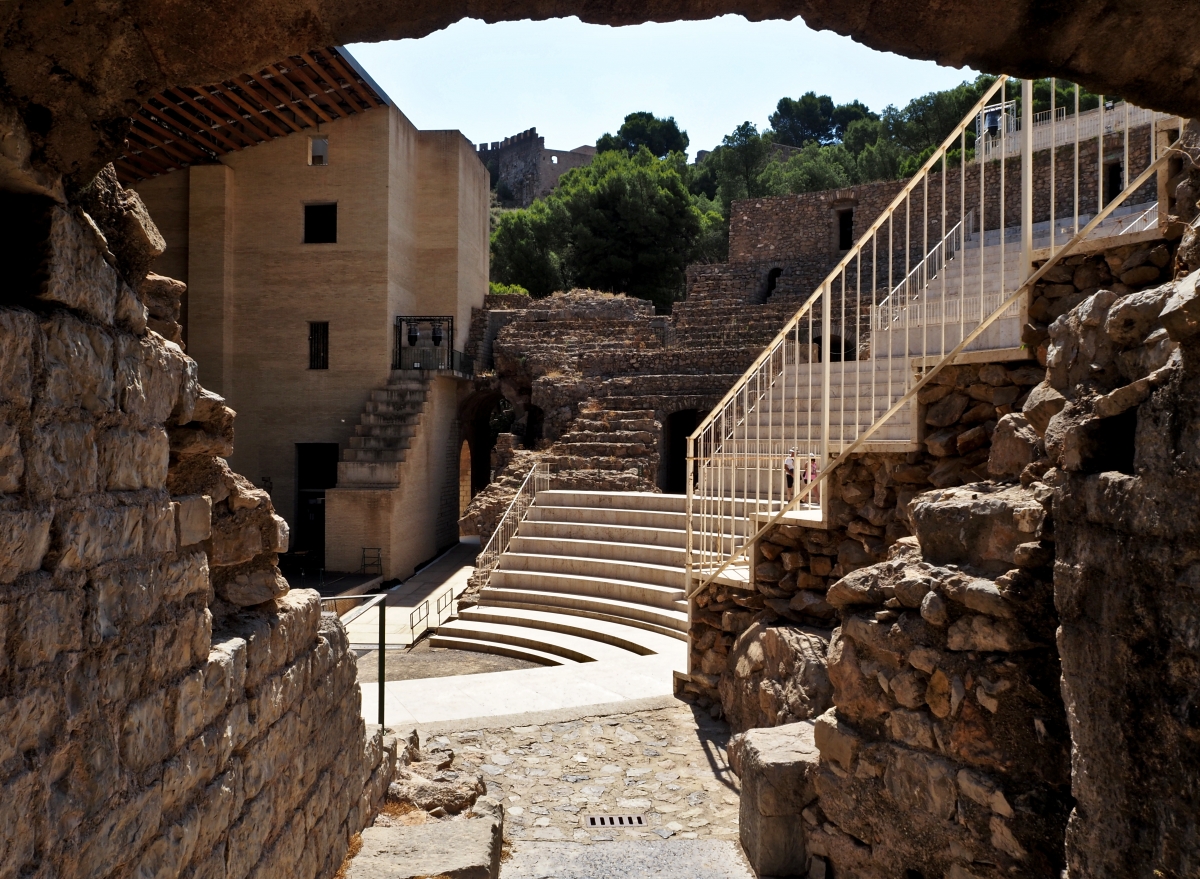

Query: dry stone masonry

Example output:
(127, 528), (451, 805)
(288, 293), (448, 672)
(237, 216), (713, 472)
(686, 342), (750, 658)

(0, 165), (395, 879)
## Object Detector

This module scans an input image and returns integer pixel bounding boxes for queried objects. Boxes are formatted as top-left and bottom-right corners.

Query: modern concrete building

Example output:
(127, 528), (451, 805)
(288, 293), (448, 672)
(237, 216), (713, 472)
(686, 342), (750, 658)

(130, 47), (488, 579)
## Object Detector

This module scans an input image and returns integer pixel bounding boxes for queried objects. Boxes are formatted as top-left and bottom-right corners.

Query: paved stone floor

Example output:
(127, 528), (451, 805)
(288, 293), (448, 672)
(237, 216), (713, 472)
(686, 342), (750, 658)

(428, 705), (741, 845)
(501, 840), (755, 879)
(355, 642), (538, 683)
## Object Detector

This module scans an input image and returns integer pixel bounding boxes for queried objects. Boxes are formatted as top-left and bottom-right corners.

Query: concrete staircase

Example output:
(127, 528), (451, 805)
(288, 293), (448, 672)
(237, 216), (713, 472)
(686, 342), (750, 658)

(338, 376), (429, 487)
(433, 490), (692, 666)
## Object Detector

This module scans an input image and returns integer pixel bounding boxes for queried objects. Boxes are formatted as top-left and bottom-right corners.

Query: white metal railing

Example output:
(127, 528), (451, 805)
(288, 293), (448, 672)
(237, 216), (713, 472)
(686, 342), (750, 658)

(979, 99), (1173, 161)
(474, 461), (550, 587)
(685, 77), (1181, 595)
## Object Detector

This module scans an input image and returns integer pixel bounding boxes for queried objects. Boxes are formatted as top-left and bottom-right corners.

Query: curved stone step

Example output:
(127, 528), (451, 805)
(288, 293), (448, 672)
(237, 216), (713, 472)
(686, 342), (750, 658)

(508, 535), (685, 569)
(497, 552), (684, 590)
(435, 619), (635, 662)
(488, 568), (684, 609)
(479, 587), (688, 637)
(428, 634), (567, 666)
(458, 606), (682, 656)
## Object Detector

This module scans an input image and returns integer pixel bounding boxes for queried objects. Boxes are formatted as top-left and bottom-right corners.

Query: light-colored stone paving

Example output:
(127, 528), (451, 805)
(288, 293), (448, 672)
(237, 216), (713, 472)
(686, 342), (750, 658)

(359, 651), (683, 727)
(427, 705), (741, 845)
(501, 840), (755, 879)
(344, 538), (478, 648)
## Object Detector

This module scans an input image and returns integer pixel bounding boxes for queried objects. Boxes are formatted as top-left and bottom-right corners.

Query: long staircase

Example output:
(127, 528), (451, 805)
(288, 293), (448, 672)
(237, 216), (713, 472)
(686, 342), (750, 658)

(433, 491), (690, 665)
(433, 77), (1178, 669)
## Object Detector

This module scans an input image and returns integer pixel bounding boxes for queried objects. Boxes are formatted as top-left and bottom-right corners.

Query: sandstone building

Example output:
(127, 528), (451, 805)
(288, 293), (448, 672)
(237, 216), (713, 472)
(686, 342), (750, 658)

(130, 48), (489, 578)
(476, 128), (596, 207)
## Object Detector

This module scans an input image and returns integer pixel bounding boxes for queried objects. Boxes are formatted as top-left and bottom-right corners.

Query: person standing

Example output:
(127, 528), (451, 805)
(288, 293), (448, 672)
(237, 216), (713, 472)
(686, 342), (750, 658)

(783, 448), (796, 502)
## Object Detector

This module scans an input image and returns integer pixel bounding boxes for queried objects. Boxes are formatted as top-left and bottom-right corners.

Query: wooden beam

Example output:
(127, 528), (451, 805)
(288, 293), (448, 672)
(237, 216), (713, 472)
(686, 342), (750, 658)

(278, 60), (337, 124)
(149, 94), (238, 153)
(121, 141), (179, 175)
(324, 52), (382, 108)
(166, 89), (259, 149)
(127, 125), (197, 166)
(302, 51), (359, 112)
(201, 86), (285, 140)
(132, 115), (211, 162)
(243, 71), (320, 130)
(218, 82), (296, 138)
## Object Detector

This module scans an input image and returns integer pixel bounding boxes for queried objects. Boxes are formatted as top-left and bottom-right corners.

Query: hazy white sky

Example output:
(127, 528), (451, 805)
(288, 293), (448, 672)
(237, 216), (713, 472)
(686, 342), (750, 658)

(348, 16), (979, 156)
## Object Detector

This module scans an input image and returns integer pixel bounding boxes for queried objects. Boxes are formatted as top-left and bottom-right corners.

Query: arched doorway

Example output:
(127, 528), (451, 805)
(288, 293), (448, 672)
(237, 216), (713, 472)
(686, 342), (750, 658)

(662, 409), (701, 494)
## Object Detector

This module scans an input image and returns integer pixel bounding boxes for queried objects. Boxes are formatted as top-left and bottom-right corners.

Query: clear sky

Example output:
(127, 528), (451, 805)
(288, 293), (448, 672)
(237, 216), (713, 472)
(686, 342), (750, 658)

(347, 16), (979, 156)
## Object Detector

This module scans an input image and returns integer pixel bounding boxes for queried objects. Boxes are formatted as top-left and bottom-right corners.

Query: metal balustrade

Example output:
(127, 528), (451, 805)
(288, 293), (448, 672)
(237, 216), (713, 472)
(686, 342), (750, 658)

(474, 462), (552, 588)
(686, 76), (1182, 594)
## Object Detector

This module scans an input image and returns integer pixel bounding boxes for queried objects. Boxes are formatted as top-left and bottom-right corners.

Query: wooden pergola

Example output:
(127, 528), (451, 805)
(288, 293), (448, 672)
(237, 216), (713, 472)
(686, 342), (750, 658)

(115, 47), (388, 184)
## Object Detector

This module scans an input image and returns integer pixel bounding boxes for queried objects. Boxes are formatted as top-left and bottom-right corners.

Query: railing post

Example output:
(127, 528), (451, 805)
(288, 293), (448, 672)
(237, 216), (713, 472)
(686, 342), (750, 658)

(378, 596), (386, 728)
(1021, 77), (1034, 282)
(820, 280), (831, 491)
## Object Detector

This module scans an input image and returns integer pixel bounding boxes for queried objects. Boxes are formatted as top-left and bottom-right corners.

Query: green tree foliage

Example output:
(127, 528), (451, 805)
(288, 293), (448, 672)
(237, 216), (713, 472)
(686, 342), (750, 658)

(596, 112), (690, 159)
(490, 148), (713, 310)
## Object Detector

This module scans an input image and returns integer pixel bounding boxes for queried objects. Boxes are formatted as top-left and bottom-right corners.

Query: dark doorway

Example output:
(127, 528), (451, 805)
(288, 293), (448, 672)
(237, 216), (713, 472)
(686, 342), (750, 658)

(838, 208), (855, 250)
(664, 409), (700, 494)
(1104, 162), (1124, 206)
(294, 443), (340, 566)
(764, 267), (782, 300)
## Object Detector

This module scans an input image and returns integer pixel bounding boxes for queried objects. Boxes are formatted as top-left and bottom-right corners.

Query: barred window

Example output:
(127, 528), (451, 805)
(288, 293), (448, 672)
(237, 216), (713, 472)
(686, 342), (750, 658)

(309, 322), (329, 370)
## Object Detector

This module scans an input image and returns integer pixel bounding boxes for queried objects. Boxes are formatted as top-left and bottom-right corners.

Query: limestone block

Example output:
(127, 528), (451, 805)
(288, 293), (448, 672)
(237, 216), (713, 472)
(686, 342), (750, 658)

(54, 505), (138, 571)
(267, 513), (290, 553)
(40, 312), (115, 414)
(0, 688), (59, 764)
(0, 308), (36, 407)
(160, 545), (210, 600)
(29, 420), (98, 498)
(174, 668), (207, 746)
(39, 206), (119, 323)
(209, 521), (262, 567)
(947, 615), (1035, 652)
(14, 586), (81, 667)
(120, 692), (171, 772)
(217, 566), (288, 607)
(0, 771), (37, 872)
(76, 785), (164, 878)
(116, 332), (189, 426)
(987, 413), (1039, 477)
(1160, 270), (1200, 342)
(0, 420), (24, 493)
(99, 425), (169, 490)
(0, 507), (52, 582)
(348, 815), (502, 879)
(731, 720), (820, 878)
(175, 495), (212, 546)
(883, 747), (957, 821)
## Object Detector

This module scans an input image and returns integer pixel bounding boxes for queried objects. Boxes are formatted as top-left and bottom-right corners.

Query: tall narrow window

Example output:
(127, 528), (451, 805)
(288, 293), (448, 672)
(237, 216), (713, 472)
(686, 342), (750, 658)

(304, 203), (337, 243)
(838, 208), (855, 250)
(309, 322), (329, 369)
(309, 136), (328, 165)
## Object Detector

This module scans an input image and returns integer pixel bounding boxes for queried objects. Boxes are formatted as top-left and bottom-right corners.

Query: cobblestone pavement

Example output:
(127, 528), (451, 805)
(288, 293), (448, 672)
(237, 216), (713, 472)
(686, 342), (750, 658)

(428, 705), (740, 843)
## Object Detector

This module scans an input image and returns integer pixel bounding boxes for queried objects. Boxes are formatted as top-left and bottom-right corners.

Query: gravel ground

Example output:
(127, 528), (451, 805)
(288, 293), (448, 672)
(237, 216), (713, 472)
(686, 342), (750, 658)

(429, 705), (741, 844)
(355, 640), (539, 683)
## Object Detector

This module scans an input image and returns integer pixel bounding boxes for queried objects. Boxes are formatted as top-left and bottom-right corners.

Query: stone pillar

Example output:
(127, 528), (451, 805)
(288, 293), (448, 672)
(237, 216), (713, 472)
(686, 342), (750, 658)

(187, 164), (235, 395)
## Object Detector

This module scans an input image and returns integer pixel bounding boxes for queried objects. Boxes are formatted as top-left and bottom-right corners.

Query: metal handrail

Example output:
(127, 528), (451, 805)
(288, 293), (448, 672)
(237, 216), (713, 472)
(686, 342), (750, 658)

(474, 461), (551, 587)
(685, 140), (1178, 599)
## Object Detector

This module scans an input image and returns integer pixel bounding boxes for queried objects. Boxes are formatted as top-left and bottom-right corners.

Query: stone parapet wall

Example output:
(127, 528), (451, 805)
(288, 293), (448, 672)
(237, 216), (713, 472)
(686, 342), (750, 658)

(0, 171), (392, 879)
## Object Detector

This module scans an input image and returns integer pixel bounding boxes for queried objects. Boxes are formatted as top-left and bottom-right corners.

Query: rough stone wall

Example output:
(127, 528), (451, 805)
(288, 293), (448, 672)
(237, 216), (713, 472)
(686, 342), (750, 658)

(1032, 256), (1200, 877)
(0, 168), (393, 879)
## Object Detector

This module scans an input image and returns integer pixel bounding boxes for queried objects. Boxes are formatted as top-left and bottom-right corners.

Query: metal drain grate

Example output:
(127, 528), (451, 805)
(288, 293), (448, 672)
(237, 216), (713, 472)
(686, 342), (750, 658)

(585, 814), (646, 828)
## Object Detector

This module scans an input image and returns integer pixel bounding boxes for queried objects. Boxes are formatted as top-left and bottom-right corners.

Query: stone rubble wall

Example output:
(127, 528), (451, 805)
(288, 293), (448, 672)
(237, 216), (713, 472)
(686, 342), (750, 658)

(0, 166), (394, 879)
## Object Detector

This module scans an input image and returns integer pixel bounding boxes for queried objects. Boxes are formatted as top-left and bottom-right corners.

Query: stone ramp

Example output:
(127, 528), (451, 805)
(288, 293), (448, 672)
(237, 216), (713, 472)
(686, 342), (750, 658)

(500, 840), (755, 879)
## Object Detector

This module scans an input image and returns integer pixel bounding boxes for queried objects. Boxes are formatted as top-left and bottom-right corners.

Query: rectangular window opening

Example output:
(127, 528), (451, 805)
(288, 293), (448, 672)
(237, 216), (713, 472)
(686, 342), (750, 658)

(309, 136), (329, 166)
(309, 321), (329, 370)
(304, 203), (337, 243)
(838, 208), (855, 250)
